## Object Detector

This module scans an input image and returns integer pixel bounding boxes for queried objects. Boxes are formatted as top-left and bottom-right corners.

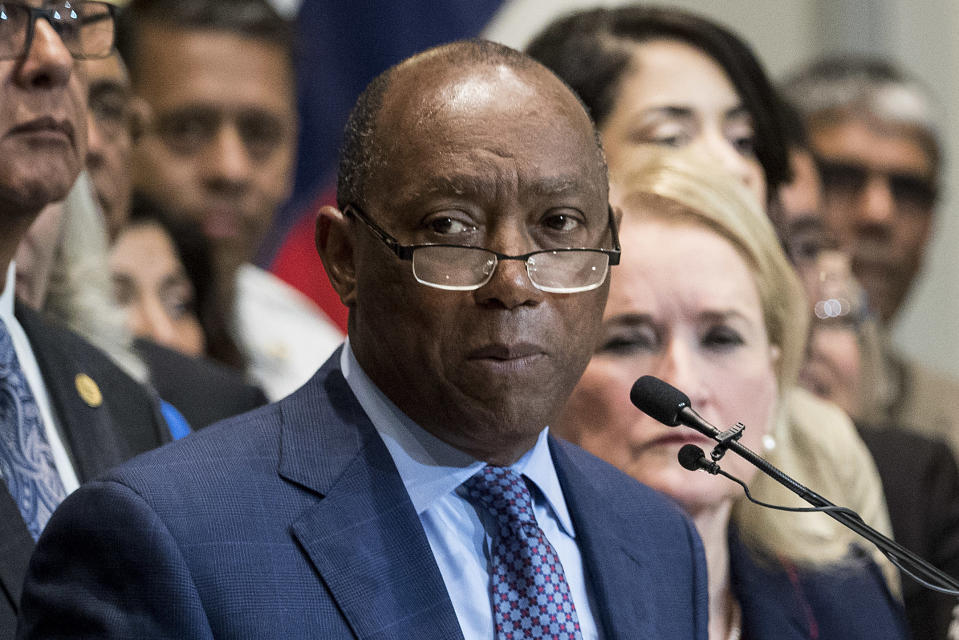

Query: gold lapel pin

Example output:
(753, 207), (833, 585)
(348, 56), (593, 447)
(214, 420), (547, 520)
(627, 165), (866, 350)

(75, 373), (103, 408)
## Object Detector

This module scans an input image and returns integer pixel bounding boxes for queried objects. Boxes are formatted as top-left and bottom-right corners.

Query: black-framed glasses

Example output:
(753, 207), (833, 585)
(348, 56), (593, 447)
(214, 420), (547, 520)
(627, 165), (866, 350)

(344, 203), (621, 293)
(0, 1), (116, 60)
(815, 156), (938, 214)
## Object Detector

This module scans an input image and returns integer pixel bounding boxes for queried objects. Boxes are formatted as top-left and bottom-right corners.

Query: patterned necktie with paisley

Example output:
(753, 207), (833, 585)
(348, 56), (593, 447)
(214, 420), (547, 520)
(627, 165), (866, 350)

(464, 465), (583, 640)
(0, 318), (65, 540)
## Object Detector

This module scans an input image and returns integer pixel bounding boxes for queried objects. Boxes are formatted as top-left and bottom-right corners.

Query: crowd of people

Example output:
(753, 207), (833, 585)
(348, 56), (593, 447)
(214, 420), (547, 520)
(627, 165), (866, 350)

(1, 1), (957, 639)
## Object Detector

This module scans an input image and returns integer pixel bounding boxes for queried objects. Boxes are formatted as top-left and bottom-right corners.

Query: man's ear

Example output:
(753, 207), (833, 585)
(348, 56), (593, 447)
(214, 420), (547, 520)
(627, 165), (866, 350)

(316, 205), (357, 307)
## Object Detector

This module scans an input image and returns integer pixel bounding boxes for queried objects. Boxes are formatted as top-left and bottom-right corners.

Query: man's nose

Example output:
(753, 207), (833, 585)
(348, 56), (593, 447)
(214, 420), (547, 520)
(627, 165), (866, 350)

(202, 123), (254, 191)
(856, 174), (896, 227)
(473, 226), (543, 310)
(17, 18), (74, 89)
(656, 337), (704, 406)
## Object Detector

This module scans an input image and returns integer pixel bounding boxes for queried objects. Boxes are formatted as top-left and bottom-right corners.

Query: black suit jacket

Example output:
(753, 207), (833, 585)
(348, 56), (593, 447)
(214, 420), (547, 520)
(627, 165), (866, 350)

(135, 338), (268, 430)
(858, 424), (959, 640)
(0, 305), (169, 637)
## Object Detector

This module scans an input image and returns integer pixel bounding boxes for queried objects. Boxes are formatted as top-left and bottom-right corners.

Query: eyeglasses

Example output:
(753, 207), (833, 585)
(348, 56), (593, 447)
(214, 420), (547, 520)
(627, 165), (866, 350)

(344, 203), (621, 293)
(0, 1), (116, 60)
(815, 156), (937, 214)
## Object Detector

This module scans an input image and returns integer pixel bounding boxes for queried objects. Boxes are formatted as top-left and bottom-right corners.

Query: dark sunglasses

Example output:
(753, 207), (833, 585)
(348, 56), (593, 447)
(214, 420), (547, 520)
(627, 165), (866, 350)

(815, 156), (937, 213)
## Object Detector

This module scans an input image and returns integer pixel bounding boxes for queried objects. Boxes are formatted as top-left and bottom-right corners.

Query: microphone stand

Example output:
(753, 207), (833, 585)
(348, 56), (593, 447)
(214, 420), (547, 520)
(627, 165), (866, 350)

(684, 409), (959, 595)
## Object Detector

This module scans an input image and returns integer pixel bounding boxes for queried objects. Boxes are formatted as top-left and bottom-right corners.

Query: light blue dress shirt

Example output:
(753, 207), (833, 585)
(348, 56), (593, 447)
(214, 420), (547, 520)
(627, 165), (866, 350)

(341, 341), (600, 639)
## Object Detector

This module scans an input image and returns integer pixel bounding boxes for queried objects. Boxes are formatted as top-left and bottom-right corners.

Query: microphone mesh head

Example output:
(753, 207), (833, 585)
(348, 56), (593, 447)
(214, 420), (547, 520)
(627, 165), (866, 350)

(678, 444), (706, 471)
(629, 376), (690, 426)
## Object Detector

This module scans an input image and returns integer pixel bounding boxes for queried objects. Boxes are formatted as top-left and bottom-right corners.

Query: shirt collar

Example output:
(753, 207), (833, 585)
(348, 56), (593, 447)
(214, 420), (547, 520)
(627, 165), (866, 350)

(1, 262), (16, 321)
(340, 340), (576, 537)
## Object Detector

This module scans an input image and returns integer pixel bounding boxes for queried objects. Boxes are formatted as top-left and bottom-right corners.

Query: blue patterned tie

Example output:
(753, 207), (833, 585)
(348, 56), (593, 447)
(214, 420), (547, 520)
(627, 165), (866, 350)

(464, 466), (583, 640)
(0, 318), (65, 539)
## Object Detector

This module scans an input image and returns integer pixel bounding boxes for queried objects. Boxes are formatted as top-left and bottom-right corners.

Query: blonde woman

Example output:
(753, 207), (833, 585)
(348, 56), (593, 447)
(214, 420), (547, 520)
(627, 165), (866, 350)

(555, 150), (907, 639)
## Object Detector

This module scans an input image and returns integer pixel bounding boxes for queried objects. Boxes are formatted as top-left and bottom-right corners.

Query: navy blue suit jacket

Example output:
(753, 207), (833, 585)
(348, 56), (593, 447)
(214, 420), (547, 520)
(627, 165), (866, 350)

(730, 531), (909, 639)
(18, 353), (708, 639)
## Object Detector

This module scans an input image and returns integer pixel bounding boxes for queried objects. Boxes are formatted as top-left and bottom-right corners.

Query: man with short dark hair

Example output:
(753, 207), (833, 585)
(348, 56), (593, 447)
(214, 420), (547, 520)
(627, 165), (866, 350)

(117, 0), (343, 399)
(18, 40), (708, 639)
(783, 57), (959, 457)
(0, 2), (169, 634)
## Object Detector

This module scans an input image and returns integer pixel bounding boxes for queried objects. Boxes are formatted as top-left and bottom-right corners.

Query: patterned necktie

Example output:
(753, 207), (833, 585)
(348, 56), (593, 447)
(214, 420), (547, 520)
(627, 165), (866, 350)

(0, 317), (65, 540)
(464, 465), (583, 640)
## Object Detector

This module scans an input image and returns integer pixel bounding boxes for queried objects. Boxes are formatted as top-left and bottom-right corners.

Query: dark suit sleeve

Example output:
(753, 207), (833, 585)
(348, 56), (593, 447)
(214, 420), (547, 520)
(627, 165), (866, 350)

(17, 480), (214, 639)
(858, 426), (959, 639)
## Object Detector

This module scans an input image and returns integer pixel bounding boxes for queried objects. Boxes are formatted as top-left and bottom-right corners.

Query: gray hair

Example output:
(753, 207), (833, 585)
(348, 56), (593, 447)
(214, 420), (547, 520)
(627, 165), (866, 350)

(781, 56), (942, 173)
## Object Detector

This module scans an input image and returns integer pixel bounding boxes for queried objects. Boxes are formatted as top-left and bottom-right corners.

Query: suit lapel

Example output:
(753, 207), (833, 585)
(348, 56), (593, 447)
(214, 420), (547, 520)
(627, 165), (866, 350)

(15, 305), (129, 481)
(0, 490), (33, 616)
(279, 362), (464, 640)
(551, 438), (656, 638)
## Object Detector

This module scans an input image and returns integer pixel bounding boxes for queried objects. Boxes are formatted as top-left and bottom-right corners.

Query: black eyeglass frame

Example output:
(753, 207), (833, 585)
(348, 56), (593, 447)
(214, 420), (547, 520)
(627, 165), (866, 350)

(344, 202), (622, 290)
(813, 154), (939, 212)
(0, 1), (117, 61)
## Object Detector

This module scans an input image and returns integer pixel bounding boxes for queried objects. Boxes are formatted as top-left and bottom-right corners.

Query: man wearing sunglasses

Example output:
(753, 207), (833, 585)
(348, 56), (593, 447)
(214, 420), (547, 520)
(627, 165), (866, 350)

(784, 57), (959, 458)
(19, 40), (708, 639)
(0, 2), (172, 635)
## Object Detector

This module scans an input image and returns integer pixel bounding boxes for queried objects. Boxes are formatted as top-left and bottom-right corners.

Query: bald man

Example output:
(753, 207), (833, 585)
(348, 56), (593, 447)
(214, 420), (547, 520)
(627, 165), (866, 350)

(18, 41), (707, 639)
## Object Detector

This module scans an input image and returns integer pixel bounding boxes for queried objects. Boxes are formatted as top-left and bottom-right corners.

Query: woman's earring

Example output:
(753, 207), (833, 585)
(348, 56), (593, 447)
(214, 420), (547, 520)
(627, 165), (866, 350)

(762, 434), (777, 452)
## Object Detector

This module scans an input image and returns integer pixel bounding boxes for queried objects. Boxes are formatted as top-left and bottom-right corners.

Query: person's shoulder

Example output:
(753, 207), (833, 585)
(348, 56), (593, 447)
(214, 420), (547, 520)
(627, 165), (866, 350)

(887, 347), (959, 433)
(732, 535), (909, 639)
(135, 338), (268, 428)
(100, 398), (283, 492)
(858, 422), (953, 462)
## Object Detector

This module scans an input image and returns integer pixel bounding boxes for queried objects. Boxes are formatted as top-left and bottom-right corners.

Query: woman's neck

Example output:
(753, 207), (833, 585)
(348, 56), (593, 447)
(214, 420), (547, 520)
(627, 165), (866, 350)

(691, 500), (739, 640)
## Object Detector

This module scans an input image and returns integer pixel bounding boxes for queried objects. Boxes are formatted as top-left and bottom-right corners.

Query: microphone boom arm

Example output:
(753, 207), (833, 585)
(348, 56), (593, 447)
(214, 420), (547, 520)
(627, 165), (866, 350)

(679, 405), (959, 595)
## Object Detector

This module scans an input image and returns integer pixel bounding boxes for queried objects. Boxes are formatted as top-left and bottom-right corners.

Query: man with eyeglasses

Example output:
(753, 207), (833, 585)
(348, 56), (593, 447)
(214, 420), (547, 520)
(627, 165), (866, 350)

(783, 57), (959, 460)
(83, 50), (146, 240)
(18, 40), (708, 639)
(0, 2), (172, 636)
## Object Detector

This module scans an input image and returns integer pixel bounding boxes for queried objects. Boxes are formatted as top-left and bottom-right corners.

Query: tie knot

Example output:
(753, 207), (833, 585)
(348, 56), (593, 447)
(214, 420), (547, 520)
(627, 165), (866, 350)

(463, 466), (537, 531)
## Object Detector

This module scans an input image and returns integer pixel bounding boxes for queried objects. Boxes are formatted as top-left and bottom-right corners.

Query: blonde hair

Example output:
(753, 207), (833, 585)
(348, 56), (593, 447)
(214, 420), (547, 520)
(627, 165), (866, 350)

(611, 148), (897, 590)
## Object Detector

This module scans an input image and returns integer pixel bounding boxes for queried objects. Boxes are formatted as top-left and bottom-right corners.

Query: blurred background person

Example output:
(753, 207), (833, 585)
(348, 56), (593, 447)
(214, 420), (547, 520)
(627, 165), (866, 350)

(117, 0), (342, 399)
(85, 51), (148, 241)
(16, 175), (267, 432)
(110, 194), (247, 371)
(782, 57), (959, 457)
(557, 149), (907, 639)
(775, 99), (959, 640)
(109, 200), (206, 359)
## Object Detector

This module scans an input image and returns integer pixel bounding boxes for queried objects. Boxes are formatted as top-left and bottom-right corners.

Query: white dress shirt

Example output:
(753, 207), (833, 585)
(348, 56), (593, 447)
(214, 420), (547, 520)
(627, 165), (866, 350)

(1, 263), (79, 494)
(234, 264), (343, 400)
(341, 340), (600, 639)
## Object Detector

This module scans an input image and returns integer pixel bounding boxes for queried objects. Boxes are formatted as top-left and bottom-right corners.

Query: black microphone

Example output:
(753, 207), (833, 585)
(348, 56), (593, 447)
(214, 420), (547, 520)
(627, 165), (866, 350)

(678, 444), (720, 475)
(635, 376), (959, 597)
(630, 375), (719, 437)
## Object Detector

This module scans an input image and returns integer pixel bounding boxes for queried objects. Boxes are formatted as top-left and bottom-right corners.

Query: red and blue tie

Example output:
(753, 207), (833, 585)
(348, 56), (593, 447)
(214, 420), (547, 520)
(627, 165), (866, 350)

(464, 465), (583, 640)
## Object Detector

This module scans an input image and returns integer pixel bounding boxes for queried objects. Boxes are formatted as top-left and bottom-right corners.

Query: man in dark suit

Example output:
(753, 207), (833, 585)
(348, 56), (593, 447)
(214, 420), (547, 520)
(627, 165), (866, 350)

(0, 2), (170, 635)
(18, 40), (709, 638)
